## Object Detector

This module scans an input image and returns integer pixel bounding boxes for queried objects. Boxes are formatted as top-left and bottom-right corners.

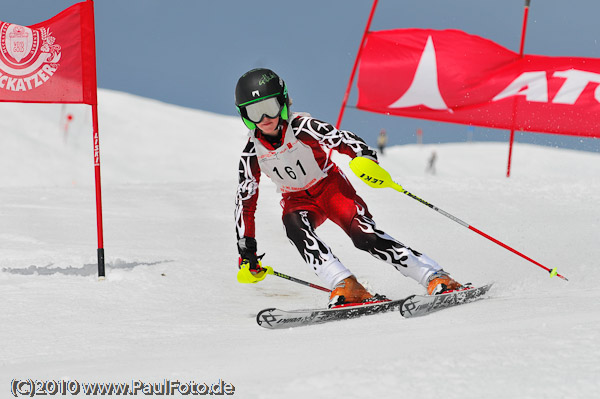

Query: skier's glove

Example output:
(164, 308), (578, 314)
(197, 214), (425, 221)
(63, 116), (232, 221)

(237, 237), (268, 283)
(237, 236), (260, 270)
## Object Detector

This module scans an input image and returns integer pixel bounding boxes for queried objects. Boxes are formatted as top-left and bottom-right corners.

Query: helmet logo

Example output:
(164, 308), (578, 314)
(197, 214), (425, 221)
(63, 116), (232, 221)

(258, 72), (276, 85)
(252, 90), (260, 97)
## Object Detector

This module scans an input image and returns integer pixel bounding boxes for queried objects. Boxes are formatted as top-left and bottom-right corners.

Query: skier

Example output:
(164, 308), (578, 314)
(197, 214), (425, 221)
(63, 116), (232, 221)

(234, 68), (463, 307)
(377, 128), (387, 155)
(426, 151), (437, 175)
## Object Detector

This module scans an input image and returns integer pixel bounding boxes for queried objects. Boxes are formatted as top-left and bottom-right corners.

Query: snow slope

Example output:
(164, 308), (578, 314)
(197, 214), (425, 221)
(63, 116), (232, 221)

(1, 90), (599, 399)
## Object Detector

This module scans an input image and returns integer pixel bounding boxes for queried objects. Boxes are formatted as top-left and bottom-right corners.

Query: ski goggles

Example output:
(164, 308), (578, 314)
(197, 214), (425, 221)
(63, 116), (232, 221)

(241, 97), (282, 123)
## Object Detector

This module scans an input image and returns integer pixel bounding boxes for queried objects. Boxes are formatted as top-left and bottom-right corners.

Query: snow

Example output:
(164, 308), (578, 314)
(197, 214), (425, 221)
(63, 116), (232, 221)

(1, 89), (599, 398)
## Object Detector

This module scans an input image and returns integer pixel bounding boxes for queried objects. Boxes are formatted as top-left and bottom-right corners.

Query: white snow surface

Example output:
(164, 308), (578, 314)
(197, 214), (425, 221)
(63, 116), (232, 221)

(1, 89), (599, 398)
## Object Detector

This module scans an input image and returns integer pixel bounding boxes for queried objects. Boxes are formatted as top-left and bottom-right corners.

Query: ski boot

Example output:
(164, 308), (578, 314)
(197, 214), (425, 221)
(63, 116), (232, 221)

(427, 270), (463, 295)
(328, 276), (387, 308)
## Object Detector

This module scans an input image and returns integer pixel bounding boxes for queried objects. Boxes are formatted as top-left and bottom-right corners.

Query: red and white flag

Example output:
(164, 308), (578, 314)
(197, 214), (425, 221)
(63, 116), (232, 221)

(0, 1), (96, 104)
(357, 29), (600, 138)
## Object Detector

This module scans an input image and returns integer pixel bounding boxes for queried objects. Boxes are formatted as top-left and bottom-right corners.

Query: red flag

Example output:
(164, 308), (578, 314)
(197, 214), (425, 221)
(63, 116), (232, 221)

(357, 29), (600, 138)
(0, 1), (96, 104)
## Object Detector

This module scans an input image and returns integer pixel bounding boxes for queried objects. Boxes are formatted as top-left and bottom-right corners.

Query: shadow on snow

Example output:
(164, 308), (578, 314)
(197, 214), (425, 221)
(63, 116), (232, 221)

(1, 259), (172, 276)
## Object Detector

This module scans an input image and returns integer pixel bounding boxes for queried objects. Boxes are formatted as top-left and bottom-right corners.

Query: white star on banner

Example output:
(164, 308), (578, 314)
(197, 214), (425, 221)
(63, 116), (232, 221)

(388, 36), (451, 112)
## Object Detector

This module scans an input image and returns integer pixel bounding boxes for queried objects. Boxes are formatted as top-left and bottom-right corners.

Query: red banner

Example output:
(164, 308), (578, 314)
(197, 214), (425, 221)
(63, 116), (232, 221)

(0, 1), (96, 104)
(357, 29), (600, 138)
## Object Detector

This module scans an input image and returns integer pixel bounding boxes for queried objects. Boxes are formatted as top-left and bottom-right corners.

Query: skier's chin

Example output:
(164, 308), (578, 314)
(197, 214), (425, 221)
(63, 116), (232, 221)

(258, 118), (280, 135)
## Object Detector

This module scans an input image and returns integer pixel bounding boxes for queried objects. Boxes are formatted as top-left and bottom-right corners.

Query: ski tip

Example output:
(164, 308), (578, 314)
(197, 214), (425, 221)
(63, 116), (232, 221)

(256, 308), (277, 328)
(400, 283), (493, 318)
(398, 294), (416, 317)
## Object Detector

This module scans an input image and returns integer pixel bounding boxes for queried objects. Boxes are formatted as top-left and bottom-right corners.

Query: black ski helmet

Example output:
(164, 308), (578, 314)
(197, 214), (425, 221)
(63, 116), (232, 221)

(235, 68), (289, 130)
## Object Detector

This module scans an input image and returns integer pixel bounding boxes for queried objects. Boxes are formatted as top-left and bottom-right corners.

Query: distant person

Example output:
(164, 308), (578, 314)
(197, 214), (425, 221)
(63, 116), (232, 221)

(233, 68), (463, 307)
(377, 129), (388, 155)
(426, 151), (437, 175)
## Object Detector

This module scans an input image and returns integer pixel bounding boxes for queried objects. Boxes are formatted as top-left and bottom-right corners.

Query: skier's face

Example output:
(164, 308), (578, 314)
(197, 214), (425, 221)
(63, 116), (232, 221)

(257, 116), (280, 136)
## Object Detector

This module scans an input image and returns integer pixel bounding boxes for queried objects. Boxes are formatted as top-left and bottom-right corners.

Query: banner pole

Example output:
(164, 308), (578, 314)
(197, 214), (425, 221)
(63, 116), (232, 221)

(335, 0), (379, 129)
(92, 104), (105, 278)
(507, 0), (531, 177)
(87, 0), (105, 278)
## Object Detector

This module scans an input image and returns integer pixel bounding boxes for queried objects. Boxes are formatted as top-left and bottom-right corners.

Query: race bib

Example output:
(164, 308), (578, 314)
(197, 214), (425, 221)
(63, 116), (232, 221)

(253, 134), (326, 193)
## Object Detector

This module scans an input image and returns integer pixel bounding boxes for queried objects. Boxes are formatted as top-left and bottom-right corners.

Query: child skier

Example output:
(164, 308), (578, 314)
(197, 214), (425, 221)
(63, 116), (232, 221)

(234, 68), (462, 306)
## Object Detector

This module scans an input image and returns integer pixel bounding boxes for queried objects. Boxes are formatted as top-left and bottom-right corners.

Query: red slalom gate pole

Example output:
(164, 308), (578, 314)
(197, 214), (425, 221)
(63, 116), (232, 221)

(518, 0), (531, 56)
(88, 0), (105, 278)
(335, 0), (379, 129)
(329, 0), (379, 160)
(507, 0), (531, 177)
(92, 103), (105, 278)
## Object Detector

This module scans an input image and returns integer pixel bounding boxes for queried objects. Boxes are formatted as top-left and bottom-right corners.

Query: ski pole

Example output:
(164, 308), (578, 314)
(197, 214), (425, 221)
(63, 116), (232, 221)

(237, 263), (331, 292)
(266, 267), (331, 292)
(349, 157), (568, 281)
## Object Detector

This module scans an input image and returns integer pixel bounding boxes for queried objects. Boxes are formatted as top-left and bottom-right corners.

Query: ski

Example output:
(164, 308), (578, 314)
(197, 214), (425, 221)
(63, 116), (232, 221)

(400, 283), (493, 318)
(256, 284), (493, 328)
(256, 299), (405, 329)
